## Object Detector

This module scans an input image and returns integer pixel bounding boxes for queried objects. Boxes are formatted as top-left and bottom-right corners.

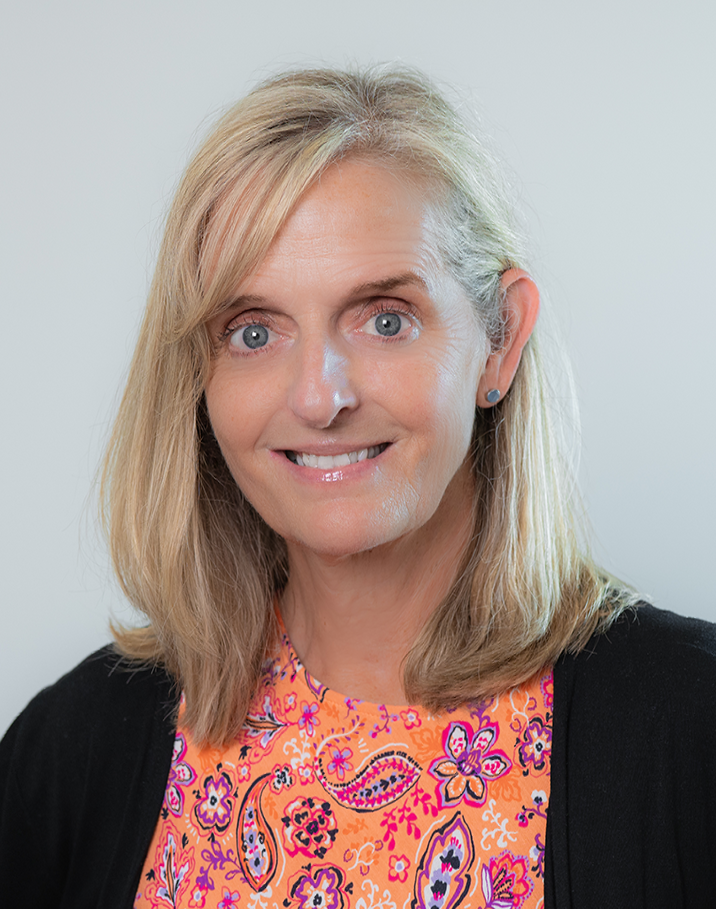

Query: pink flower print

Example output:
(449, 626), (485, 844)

(287, 865), (348, 909)
(480, 850), (533, 908)
(326, 747), (353, 780)
(165, 732), (196, 816)
(298, 701), (320, 736)
(297, 762), (315, 786)
(540, 672), (554, 712)
(217, 887), (241, 909)
(388, 853), (411, 883)
(193, 771), (234, 832)
(400, 707), (422, 730)
(284, 692), (297, 711)
(188, 882), (208, 908)
(430, 721), (511, 808)
(517, 716), (552, 773)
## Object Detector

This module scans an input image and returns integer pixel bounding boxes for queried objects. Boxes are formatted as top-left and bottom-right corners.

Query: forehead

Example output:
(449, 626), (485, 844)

(237, 160), (447, 295)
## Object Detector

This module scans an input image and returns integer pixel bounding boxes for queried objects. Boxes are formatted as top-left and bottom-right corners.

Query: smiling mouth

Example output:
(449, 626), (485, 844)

(285, 443), (389, 468)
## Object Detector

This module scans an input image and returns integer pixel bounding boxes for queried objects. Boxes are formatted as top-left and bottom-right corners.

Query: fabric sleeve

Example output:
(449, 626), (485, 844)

(0, 646), (178, 909)
(546, 604), (716, 909)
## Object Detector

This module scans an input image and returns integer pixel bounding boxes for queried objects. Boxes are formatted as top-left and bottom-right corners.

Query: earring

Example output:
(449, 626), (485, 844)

(486, 389), (501, 404)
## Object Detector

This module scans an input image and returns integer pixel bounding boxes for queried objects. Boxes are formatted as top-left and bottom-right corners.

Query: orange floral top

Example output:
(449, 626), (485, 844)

(135, 627), (552, 909)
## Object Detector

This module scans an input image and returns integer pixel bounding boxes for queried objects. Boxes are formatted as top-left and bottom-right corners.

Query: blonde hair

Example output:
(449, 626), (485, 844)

(102, 65), (635, 746)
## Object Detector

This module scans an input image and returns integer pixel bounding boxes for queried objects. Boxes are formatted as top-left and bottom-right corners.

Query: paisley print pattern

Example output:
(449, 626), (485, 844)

(411, 813), (474, 909)
(236, 775), (277, 891)
(316, 748), (421, 811)
(135, 622), (551, 907)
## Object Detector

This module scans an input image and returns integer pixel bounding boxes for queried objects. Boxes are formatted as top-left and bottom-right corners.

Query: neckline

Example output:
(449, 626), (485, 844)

(273, 609), (426, 719)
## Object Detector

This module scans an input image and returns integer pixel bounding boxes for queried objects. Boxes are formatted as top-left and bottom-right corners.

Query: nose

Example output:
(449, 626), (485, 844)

(287, 337), (359, 428)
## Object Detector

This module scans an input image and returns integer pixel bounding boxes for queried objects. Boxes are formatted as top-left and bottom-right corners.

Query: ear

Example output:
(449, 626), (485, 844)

(476, 269), (540, 407)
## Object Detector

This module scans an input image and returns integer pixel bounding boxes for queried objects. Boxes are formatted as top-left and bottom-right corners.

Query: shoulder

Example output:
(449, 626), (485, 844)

(547, 605), (716, 906)
(557, 603), (716, 710)
(593, 600), (716, 657)
(0, 644), (179, 813)
(0, 646), (179, 908)
(2, 645), (177, 759)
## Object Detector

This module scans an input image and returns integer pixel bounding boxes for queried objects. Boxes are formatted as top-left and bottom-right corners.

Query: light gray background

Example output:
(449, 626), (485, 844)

(2, 1), (714, 736)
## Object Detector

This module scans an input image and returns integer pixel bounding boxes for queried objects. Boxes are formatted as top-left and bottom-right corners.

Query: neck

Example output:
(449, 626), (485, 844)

(280, 467), (474, 705)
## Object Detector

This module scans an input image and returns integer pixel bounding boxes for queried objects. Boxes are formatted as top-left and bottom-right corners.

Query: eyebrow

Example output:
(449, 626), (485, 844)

(348, 271), (430, 298)
(218, 271), (430, 316)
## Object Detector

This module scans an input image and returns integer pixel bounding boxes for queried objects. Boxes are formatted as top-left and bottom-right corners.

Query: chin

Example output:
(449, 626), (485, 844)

(282, 527), (397, 560)
(278, 506), (418, 560)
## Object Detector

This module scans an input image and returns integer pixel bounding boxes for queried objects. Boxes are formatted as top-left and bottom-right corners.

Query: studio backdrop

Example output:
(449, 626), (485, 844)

(1, 0), (714, 735)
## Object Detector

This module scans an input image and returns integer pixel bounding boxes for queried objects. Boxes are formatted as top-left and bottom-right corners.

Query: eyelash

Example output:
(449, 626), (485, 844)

(362, 302), (416, 341)
(219, 316), (272, 350)
(217, 300), (418, 354)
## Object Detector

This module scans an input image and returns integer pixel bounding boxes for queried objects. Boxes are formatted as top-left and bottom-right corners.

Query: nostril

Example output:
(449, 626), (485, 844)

(287, 347), (359, 428)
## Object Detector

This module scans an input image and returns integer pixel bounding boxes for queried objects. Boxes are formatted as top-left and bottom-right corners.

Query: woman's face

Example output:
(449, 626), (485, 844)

(205, 160), (487, 558)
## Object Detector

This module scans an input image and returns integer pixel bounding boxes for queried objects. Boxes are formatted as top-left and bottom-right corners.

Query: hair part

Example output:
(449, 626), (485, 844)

(102, 65), (637, 746)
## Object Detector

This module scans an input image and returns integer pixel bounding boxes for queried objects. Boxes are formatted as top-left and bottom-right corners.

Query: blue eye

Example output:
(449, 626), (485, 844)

(231, 324), (270, 350)
(373, 312), (403, 337)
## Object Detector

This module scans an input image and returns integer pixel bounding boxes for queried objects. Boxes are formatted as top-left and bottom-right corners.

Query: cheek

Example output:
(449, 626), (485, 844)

(429, 367), (479, 472)
(393, 345), (481, 451)
(204, 373), (266, 474)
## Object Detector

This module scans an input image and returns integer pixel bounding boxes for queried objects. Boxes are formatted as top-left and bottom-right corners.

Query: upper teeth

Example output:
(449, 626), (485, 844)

(290, 445), (386, 468)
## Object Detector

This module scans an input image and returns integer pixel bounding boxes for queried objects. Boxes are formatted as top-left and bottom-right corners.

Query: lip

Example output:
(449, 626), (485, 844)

(269, 442), (392, 483)
(273, 440), (392, 457)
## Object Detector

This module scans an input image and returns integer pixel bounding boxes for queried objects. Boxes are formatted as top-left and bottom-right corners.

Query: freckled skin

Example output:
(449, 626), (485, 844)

(205, 162), (486, 560)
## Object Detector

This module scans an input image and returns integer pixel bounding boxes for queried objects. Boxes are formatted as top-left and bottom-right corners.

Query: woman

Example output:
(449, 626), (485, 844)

(1, 66), (714, 908)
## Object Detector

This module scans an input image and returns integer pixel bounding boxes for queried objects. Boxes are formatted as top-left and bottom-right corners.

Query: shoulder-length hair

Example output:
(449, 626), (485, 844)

(102, 65), (636, 746)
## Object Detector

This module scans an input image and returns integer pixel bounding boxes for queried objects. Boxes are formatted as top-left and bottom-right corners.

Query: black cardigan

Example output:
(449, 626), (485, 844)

(1, 604), (715, 907)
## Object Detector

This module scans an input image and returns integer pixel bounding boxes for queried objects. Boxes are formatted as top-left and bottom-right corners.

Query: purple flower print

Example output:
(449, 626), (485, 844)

(298, 701), (320, 736)
(517, 716), (551, 774)
(287, 865), (348, 909)
(165, 733), (196, 816)
(326, 747), (353, 780)
(430, 721), (511, 808)
(217, 887), (240, 909)
(193, 771), (234, 832)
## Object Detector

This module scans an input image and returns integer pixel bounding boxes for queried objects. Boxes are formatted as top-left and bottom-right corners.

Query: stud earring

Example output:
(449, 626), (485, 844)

(486, 389), (501, 404)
